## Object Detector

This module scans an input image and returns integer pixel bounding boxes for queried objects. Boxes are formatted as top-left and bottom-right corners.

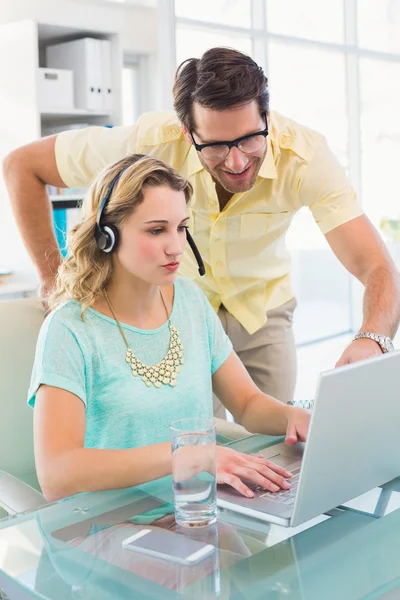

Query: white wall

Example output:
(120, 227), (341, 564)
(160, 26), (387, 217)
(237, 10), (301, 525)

(0, 0), (157, 54)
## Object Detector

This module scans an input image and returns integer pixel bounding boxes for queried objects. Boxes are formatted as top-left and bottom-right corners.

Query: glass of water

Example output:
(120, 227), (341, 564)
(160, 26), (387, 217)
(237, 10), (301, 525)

(170, 418), (217, 527)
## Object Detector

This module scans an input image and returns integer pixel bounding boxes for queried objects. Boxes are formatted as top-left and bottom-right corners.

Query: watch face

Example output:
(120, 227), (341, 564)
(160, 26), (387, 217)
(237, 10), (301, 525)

(386, 338), (395, 352)
(380, 336), (394, 352)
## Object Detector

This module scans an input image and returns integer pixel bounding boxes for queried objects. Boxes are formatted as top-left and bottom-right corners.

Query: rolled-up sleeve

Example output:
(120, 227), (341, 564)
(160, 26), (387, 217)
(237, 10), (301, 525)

(299, 139), (364, 234)
(55, 123), (140, 188)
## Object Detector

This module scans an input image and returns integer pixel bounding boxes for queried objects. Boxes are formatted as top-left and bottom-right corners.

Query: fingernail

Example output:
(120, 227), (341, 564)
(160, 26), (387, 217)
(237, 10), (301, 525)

(272, 484), (279, 492)
(283, 481), (291, 489)
(286, 471), (293, 477)
(246, 490), (254, 498)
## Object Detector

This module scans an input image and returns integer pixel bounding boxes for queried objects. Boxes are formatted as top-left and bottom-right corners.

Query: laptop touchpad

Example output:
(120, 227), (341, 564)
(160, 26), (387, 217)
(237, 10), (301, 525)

(260, 453), (298, 469)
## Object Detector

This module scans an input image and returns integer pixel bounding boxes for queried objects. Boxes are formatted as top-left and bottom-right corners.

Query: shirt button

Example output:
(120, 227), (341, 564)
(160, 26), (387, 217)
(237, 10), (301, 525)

(214, 237), (222, 243)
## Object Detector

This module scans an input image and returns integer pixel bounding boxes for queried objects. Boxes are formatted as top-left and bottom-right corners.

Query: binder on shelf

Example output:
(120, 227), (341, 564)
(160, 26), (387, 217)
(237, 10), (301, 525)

(46, 38), (108, 112)
(89, 38), (104, 111)
(101, 39), (113, 111)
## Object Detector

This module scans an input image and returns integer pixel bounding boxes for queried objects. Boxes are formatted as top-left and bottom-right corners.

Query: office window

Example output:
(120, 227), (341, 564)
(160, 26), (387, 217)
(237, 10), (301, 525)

(266, 0), (344, 44)
(122, 62), (140, 126)
(176, 25), (252, 66)
(357, 0), (400, 54)
(268, 42), (347, 165)
(360, 58), (400, 228)
(175, 0), (252, 28)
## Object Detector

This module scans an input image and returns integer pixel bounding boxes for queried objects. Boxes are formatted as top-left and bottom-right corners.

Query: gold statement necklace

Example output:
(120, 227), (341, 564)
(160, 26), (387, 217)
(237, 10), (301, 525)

(103, 289), (184, 388)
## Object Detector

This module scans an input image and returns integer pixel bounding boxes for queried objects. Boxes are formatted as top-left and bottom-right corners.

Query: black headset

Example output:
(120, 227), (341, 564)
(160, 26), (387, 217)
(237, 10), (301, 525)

(94, 163), (206, 276)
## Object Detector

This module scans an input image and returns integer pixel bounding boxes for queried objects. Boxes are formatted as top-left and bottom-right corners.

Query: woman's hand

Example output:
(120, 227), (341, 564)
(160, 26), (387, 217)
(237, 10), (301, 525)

(216, 446), (293, 498)
(285, 407), (310, 446)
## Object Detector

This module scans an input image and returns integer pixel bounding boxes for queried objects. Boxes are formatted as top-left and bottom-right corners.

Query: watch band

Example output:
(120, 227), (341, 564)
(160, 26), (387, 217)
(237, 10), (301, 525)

(352, 331), (394, 353)
(287, 399), (314, 410)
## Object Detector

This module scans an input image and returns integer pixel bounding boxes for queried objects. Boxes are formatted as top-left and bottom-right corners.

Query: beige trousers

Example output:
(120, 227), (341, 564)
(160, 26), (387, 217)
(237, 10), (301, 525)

(213, 297), (297, 419)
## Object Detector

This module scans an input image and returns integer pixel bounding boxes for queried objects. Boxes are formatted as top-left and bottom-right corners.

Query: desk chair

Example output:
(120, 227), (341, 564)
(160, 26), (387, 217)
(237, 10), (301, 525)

(0, 298), (250, 517)
(0, 297), (46, 516)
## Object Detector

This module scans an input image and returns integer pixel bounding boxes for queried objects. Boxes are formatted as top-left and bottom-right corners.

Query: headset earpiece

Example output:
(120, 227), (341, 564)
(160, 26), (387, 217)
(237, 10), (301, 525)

(95, 224), (119, 254)
(95, 168), (126, 255)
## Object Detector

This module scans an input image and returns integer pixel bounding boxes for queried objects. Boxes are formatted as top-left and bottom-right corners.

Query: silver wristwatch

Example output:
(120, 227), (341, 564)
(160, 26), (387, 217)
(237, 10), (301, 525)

(352, 331), (394, 353)
(287, 399), (314, 411)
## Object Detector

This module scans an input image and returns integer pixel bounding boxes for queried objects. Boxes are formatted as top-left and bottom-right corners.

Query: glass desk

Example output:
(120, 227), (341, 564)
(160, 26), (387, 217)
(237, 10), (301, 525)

(1, 434), (400, 600)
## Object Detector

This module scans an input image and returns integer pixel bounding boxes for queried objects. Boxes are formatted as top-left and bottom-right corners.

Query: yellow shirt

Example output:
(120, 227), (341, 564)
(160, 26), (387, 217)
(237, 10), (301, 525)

(55, 110), (363, 334)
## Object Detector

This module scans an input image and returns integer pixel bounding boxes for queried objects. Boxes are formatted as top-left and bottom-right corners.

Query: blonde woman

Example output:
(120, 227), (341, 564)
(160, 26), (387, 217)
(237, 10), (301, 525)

(29, 154), (309, 502)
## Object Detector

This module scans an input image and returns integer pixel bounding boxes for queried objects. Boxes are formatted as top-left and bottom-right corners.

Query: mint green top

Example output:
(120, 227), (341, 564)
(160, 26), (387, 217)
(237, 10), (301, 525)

(28, 277), (232, 449)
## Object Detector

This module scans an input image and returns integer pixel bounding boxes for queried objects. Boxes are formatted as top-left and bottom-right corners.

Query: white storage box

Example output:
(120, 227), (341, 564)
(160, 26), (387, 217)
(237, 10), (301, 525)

(37, 68), (74, 110)
(46, 38), (112, 111)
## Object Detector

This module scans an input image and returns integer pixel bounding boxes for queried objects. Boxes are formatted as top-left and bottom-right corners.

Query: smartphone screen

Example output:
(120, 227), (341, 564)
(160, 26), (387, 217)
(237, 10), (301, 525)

(122, 528), (214, 565)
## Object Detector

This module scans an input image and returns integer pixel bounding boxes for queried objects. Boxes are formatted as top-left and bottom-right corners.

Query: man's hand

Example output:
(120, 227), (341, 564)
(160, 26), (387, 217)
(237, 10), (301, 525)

(285, 407), (310, 446)
(38, 277), (55, 300)
(335, 338), (382, 367)
(38, 277), (57, 314)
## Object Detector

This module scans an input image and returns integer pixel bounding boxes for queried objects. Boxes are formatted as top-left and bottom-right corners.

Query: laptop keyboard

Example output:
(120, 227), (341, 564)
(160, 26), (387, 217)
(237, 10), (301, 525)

(250, 465), (302, 506)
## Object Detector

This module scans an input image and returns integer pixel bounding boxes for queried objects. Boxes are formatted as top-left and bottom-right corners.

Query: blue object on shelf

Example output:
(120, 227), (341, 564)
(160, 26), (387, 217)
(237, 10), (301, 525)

(53, 208), (68, 258)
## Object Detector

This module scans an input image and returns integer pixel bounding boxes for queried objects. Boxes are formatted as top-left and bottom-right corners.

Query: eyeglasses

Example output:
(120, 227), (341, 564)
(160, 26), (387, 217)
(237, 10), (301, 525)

(190, 124), (269, 161)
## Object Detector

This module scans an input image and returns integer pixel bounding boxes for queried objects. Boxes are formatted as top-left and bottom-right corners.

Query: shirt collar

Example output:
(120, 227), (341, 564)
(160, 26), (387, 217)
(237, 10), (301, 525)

(185, 133), (279, 179)
(258, 136), (278, 179)
(186, 143), (204, 177)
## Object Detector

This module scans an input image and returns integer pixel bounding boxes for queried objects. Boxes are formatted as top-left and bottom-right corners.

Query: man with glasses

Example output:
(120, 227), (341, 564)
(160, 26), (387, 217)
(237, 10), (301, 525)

(4, 47), (399, 418)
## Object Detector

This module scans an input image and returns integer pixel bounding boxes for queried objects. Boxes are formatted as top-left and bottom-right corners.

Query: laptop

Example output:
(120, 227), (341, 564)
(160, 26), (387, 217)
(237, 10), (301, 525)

(217, 350), (400, 527)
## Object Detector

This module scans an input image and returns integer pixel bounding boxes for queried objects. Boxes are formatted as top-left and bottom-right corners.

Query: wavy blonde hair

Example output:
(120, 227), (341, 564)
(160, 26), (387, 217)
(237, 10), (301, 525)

(50, 154), (193, 315)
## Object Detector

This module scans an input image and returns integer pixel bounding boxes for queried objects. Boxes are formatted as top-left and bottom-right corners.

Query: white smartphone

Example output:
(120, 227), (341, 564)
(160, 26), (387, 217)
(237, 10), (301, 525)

(122, 528), (214, 565)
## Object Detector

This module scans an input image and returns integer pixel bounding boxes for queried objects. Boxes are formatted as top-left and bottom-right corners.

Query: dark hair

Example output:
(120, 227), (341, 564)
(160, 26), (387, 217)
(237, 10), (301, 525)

(173, 47), (269, 131)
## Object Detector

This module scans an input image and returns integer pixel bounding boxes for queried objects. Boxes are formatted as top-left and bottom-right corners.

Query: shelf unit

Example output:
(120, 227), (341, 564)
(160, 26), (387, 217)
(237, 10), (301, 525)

(50, 195), (83, 202)
(0, 19), (124, 265)
(40, 108), (113, 120)
(0, 19), (122, 208)
(51, 197), (83, 209)
(0, 20), (122, 151)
